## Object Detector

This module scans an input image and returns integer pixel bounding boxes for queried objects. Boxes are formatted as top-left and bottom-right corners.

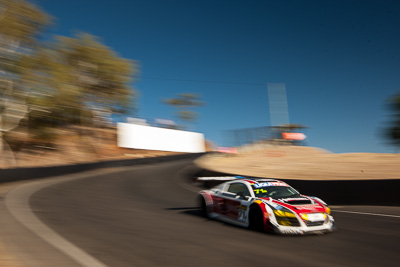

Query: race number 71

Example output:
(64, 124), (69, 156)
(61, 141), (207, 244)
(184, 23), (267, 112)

(253, 189), (267, 194)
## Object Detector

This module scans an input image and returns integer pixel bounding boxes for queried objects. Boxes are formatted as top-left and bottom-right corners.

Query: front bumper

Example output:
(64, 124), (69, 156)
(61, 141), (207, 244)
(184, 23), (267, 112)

(268, 215), (335, 235)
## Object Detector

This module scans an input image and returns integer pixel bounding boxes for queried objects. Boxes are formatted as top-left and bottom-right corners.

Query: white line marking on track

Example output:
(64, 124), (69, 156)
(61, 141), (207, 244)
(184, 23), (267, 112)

(333, 210), (400, 218)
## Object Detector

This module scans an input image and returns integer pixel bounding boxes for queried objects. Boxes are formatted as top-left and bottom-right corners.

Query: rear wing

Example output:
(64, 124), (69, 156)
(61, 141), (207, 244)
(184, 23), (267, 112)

(196, 176), (242, 181)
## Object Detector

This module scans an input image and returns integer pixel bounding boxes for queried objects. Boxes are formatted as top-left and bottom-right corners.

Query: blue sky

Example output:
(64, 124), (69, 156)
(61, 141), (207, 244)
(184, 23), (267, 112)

(40, 0), (400, 153)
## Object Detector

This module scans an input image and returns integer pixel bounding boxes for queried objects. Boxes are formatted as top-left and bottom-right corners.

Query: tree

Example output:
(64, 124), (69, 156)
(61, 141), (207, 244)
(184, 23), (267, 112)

(163, 93), (203, 130)
(0, 0), (51, 163)
(0, 0), (50, 97)
(0, 1), (138, 167)
(385, 93), (400, 150)
(50, 33), (137, 126)
(20, 32), (137, 128)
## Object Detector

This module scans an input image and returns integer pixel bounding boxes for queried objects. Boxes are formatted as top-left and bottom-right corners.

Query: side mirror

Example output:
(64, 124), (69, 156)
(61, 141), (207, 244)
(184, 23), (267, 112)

(237, 193), (249, 200)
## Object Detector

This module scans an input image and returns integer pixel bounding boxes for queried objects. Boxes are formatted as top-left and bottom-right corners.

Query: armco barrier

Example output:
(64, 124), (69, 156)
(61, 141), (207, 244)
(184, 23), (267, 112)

(194, 169), (400, 206)
(0, 153), (204, 184)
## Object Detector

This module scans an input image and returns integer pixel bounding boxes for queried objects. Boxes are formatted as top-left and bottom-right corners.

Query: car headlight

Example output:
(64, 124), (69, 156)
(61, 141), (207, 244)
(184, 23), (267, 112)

(274, 209), (297, 218)
(268, 205), (299, 227)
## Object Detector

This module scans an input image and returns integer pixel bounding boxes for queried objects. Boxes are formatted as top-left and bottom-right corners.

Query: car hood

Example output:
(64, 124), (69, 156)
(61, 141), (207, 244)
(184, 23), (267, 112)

(260, 195), (327, 214)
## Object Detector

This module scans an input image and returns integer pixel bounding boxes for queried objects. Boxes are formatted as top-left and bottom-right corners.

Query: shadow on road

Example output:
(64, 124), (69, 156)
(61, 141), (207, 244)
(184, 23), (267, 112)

(165, 206), (203, 217)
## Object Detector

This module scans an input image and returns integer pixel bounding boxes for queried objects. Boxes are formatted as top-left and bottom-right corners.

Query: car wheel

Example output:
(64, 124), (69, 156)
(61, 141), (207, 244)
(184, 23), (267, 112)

(249, 205), (264, 231)
(199, 196), (210, 218)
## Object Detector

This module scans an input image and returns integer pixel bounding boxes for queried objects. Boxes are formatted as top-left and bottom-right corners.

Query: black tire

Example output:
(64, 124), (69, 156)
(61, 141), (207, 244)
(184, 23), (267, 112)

(199, 196), (209, 218)
(248, 206), (264, 231)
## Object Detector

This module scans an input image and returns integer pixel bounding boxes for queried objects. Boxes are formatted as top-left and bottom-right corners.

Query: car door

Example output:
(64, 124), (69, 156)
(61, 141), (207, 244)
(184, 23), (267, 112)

(223, 183), (253, 222)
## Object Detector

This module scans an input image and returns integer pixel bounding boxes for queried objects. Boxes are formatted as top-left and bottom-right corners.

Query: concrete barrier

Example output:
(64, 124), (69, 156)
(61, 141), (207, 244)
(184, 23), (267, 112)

(0, 153), (204, 184)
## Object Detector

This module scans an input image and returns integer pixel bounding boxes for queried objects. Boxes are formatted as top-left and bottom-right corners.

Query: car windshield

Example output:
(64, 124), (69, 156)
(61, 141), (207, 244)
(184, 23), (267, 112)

(251, 185), (299, 198)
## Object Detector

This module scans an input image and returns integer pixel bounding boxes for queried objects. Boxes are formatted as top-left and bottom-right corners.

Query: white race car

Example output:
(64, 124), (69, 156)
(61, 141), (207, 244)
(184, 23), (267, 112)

(198, 177), (335, 235)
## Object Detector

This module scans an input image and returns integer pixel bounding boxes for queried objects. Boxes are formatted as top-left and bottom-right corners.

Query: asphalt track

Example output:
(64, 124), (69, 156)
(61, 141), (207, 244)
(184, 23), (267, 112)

(8, 159), (400, 266)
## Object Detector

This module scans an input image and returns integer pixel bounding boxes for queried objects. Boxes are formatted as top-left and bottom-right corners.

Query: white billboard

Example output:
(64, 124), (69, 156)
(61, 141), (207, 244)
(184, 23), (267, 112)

(117, 123), (205, 153)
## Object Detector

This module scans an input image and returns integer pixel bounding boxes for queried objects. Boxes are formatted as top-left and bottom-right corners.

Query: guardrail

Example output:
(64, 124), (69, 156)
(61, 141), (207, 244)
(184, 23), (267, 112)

(0, 153), (204, 184)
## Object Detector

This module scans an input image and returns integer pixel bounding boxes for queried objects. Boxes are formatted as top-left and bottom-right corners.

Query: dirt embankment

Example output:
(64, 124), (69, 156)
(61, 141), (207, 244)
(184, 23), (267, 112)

(1, 126), (398, 179)
(196, 146), (400, 180)
(0, 126), (182, 169)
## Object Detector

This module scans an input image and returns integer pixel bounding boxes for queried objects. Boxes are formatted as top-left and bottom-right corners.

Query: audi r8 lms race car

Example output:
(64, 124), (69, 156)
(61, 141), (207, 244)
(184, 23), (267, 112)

(198, 177), (335, 235)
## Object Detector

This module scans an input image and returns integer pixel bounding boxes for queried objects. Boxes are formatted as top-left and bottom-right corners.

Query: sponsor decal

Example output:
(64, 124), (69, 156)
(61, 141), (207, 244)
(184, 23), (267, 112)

(254, 182), (288, 188)
(295, 205), (321, 210)
(254, 200), (263, 204)
(238, 206), (248, 221)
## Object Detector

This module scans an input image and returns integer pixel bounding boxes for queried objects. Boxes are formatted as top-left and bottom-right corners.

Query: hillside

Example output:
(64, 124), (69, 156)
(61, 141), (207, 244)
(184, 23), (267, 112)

(0, 126), (182, 169)
(196, 145), (400, 180)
